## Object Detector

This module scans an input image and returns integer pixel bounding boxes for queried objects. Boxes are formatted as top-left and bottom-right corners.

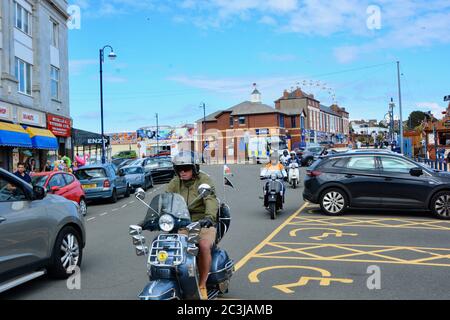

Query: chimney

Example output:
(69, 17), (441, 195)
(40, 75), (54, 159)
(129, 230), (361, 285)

(283, 90), (289, 98)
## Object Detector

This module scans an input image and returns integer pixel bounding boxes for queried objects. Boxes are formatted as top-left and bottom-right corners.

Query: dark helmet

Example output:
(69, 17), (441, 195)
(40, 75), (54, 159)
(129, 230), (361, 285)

(172, 151), (200, 176)
(283, 150), (289, 156)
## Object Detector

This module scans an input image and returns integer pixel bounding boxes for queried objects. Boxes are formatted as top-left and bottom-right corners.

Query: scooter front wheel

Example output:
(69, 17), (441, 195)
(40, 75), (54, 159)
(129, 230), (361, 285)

(269, 202), (276, 220)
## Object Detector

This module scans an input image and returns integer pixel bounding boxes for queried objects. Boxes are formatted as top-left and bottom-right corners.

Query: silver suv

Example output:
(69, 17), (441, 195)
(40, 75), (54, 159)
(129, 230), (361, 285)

(0, 168), (86, 294)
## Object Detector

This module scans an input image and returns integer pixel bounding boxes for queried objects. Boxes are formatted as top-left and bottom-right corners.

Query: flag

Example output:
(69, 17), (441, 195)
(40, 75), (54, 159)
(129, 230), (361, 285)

(224, 176), (235, 189)
(223, 164), (233, 176)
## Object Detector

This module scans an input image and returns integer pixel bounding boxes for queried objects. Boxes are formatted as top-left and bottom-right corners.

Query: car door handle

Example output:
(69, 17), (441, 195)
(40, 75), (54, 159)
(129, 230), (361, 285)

(345, 174), (354, 178)
(0, 217), (6, 224)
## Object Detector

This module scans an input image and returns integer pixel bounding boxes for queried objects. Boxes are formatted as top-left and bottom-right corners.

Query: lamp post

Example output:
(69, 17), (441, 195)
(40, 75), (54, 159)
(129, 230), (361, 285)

(155, 113), (159, 156)
(200, 103), (206, 163)
(99, 45), (117, 164)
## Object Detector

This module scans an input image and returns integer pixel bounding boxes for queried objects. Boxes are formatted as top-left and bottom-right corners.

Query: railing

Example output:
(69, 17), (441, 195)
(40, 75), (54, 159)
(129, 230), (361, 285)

(414, 157), (450, 172)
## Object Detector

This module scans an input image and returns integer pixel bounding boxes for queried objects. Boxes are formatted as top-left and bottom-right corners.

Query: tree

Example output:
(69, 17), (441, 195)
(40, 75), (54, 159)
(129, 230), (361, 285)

(406, 111), (432, 130)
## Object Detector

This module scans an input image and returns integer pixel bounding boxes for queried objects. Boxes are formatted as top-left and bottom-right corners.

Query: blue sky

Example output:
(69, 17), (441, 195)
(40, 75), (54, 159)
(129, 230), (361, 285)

(68, 0), (450, 133)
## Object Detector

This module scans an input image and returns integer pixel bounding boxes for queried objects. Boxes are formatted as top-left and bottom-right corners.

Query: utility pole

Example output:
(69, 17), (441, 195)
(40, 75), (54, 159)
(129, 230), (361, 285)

(155, 113), (159, 156)
(397, 61), (404, 154)
(200, 103), (206, 163)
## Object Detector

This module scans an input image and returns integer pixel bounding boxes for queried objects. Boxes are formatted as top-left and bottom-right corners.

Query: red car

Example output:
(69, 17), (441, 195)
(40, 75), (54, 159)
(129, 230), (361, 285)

(31, 171), (88, 216)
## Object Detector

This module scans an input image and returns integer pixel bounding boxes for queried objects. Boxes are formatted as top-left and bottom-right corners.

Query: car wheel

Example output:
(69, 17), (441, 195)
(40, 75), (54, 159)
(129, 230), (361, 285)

(48, 226), (83, 279)
(431, 191), (450, 220)
(320, 188), (347, 216)
(79, 198), (87, 216)
(124, 184), (131, 198)
(110, 189), (118, 203)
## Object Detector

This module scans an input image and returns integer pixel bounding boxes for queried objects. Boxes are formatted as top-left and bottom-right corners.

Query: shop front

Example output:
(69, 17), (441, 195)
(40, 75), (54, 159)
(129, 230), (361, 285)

(0, 105), (58, 172)
(72, 128), (110, 164)
(47, 114), (72, 158)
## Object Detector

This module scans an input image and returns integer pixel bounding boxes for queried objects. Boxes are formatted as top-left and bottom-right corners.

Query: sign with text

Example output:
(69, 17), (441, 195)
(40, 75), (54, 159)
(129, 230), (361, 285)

(0, 105), (12, 121)
(18, 108), (45, 127)
(47, 114), (71, 137)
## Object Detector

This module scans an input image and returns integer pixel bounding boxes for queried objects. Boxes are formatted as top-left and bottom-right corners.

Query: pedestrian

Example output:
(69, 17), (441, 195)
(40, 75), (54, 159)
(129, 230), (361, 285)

(14, 162), (32, 184)
(43, 160), (52, 172)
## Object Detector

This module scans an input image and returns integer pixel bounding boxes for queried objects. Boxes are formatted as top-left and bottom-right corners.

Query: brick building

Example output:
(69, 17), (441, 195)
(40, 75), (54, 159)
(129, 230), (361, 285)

(196, 86), (350, 164)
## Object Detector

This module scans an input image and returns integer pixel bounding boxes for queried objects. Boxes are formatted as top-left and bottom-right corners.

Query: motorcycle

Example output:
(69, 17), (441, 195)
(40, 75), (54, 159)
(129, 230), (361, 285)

(129, 184), (234, 300)
(288, 162), (300, 189)
(260, 168), (286, 220)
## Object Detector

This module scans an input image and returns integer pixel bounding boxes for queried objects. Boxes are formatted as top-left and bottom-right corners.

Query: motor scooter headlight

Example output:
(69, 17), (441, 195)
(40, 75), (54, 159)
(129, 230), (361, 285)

(159, 214), (175, 232)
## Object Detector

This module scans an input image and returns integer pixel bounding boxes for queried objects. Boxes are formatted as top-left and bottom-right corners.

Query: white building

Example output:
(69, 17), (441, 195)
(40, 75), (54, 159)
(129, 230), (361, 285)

(0, 0), (70, 171)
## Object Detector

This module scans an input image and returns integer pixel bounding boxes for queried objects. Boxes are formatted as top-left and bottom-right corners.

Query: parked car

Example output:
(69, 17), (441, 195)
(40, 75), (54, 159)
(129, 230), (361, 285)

(73, 163), (132, 203)
(112, 158), (135, 169)
(31, 172), (88, 216)
(120, 165), (153, 191)
(0, 168), (86, 293)
(297, 146), (326, 167)
(145, 158), (176, 184)
(112, 150), (137, 160)
(303, 150), (450, 220)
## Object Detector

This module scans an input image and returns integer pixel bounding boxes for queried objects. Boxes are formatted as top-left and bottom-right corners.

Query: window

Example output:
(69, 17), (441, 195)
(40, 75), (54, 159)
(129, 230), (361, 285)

(229, 116), (234, 127)
(15, 58), (32, 95)
(74, 169), (107, 180)
(291, 116), (296, 128)
(279, 115), (285, 128)
(48, 174), (66, 189)
(346, 156), (377, 171)
(380, 157), (416, 174)
(50, 20), (58, 47)
(0, 177), (27, 202)
(51, 66), (59, 99)
(15, 2), (31, 35)
(238, 116), (246, 125)
(64, 174), (75, 184)
(300, 115), (305, 129)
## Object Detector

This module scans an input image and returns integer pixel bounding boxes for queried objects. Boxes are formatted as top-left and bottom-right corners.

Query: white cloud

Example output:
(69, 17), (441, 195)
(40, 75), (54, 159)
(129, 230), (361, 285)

(69, 59), (97, 75)
(415, 102), (447, 119)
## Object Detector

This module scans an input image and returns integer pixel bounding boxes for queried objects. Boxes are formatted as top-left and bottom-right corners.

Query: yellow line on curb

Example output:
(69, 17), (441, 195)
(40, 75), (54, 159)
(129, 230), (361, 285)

(234, 202), (309, 271)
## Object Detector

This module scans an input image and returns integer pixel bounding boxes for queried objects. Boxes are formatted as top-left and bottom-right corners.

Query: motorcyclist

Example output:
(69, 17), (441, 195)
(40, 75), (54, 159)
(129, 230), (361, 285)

(165, 151), (218, 300)
(286, 151), (301, 166)
(279, 150), (290, 165)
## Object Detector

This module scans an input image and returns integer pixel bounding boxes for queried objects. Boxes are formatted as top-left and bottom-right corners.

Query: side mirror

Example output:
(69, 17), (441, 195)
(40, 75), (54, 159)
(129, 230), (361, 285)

(129, 225), (142, 236)
(198, 184), (212, 198)
(118, 169), (125, 177)
(33, 186), (46, 200)
(51, 186), (60, 193)
(135, 188), (146, 200)
(135, 245), (149, 256)
(410, 167), (424, 177)
(187, 247), (199, 256)
(132, 235), (146, 245)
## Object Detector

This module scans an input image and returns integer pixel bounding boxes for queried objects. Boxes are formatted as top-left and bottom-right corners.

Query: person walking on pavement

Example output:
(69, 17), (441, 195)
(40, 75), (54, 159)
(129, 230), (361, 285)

(14, 162), (32, 184)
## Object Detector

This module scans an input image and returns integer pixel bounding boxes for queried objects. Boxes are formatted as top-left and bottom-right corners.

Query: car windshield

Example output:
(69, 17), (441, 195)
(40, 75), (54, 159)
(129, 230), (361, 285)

(143, 193), (191, 224)
(123, 167), (143, 175)
(32, 175), (48, 187)
(74, 168), (107, 180)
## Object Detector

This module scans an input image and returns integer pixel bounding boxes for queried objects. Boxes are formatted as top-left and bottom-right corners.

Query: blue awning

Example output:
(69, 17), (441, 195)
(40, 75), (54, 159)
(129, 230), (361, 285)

(0, 122), (33, 148)
(24, 127), (58, 150)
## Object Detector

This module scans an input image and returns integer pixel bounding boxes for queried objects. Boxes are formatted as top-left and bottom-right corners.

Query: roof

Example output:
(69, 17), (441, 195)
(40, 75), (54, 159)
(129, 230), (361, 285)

(198, 101), (284, 122)
(320, 104), (341, 117)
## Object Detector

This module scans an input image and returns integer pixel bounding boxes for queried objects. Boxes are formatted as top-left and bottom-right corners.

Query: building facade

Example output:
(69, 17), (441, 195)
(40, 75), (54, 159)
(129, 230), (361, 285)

(0, 0), (70, 171)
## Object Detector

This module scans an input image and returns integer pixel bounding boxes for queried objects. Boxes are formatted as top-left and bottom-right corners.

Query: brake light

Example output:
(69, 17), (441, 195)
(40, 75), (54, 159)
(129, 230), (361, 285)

(103, 180), (111, 188)
(307, 170), (322, 177)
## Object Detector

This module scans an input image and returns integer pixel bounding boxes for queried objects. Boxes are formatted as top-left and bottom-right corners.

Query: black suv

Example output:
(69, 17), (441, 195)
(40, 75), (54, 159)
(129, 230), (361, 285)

(303, 151), (450, 219)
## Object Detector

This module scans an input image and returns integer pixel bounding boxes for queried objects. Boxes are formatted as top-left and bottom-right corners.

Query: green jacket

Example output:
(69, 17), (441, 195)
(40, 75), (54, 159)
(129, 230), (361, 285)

(166, 172), (218, 223)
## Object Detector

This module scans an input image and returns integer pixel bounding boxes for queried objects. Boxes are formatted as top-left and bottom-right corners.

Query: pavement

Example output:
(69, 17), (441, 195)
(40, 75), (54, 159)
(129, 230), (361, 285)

(2, 165), (450, 300)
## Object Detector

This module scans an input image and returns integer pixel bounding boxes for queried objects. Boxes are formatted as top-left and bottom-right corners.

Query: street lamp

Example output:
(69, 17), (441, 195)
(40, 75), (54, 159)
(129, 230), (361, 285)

(99, 45), (117, 164)
(200, 102), (206, 163)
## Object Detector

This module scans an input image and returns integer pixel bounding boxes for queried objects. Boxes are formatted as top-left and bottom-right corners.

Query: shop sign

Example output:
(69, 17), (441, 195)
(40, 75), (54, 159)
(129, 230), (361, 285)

(0, 105), (12, 121)
(47, 114), (71, 137)
(18, 108), (45, 127)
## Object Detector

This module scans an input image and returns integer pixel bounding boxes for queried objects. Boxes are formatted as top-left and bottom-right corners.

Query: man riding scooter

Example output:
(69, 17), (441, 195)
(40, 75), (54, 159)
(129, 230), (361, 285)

(141, 151), (218, 300)
(286, 151), (301, 188)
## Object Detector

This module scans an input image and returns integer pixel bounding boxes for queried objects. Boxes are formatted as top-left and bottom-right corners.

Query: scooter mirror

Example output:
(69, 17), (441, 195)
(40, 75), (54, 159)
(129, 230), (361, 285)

(186, 222), (201, 234)
(198, 184), (212, 198)
(129, 225), (142, 236)
(135, 245), (149, 256)
(188, 234), (200, 244)
(135, 188), (146, 200)
(132, 235), (146, 245)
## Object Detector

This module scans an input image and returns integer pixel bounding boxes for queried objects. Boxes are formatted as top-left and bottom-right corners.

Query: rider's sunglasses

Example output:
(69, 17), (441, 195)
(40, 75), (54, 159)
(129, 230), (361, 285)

(175, 165), (193, 173)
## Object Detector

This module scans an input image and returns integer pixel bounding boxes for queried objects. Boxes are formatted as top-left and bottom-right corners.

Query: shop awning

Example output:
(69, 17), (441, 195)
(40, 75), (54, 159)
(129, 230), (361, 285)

(25, 127), (58, 150)
(0, 122), (33, 148)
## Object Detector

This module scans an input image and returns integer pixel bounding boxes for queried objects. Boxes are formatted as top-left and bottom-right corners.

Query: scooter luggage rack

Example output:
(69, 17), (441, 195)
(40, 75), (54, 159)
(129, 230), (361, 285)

(149, 234), (185, 267)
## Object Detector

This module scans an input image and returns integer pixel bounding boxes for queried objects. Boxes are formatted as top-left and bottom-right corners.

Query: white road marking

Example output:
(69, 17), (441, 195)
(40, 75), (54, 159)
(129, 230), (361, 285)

(122, 204), (127, 208)
(112, 208), (119, 212)
(129, 201), (134, 204)
(87, 217), (96, 222)
(100, 212), (108, 216)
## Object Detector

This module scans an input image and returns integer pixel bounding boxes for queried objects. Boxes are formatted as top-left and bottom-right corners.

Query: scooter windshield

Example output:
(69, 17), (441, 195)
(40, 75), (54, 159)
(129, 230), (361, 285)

(143, 193), (191, 225)
(260, 168), (284, 179)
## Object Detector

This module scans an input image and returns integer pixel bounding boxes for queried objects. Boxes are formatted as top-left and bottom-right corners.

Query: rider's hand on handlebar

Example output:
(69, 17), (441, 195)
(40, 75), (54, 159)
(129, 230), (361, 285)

(198, 218), (214, 228)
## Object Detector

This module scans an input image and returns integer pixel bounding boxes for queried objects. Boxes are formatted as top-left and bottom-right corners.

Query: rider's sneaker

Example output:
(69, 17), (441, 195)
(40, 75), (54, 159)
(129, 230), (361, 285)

(200, 287), (208, 300)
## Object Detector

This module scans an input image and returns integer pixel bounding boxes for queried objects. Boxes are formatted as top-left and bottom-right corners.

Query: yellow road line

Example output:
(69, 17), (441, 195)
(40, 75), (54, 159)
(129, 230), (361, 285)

(234, 202), (309, 271)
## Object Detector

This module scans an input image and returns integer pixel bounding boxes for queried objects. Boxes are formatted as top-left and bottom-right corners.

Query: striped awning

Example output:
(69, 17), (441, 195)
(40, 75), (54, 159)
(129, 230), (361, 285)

(24, 127), (58, 150)
(0, 122), (33, 148)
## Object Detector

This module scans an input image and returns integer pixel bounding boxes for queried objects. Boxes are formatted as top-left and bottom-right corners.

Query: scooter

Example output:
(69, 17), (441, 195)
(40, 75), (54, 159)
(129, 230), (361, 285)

(260, 168), (286, 220)
(288, 162), (300, 189)
(129, 185), (234, 300)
